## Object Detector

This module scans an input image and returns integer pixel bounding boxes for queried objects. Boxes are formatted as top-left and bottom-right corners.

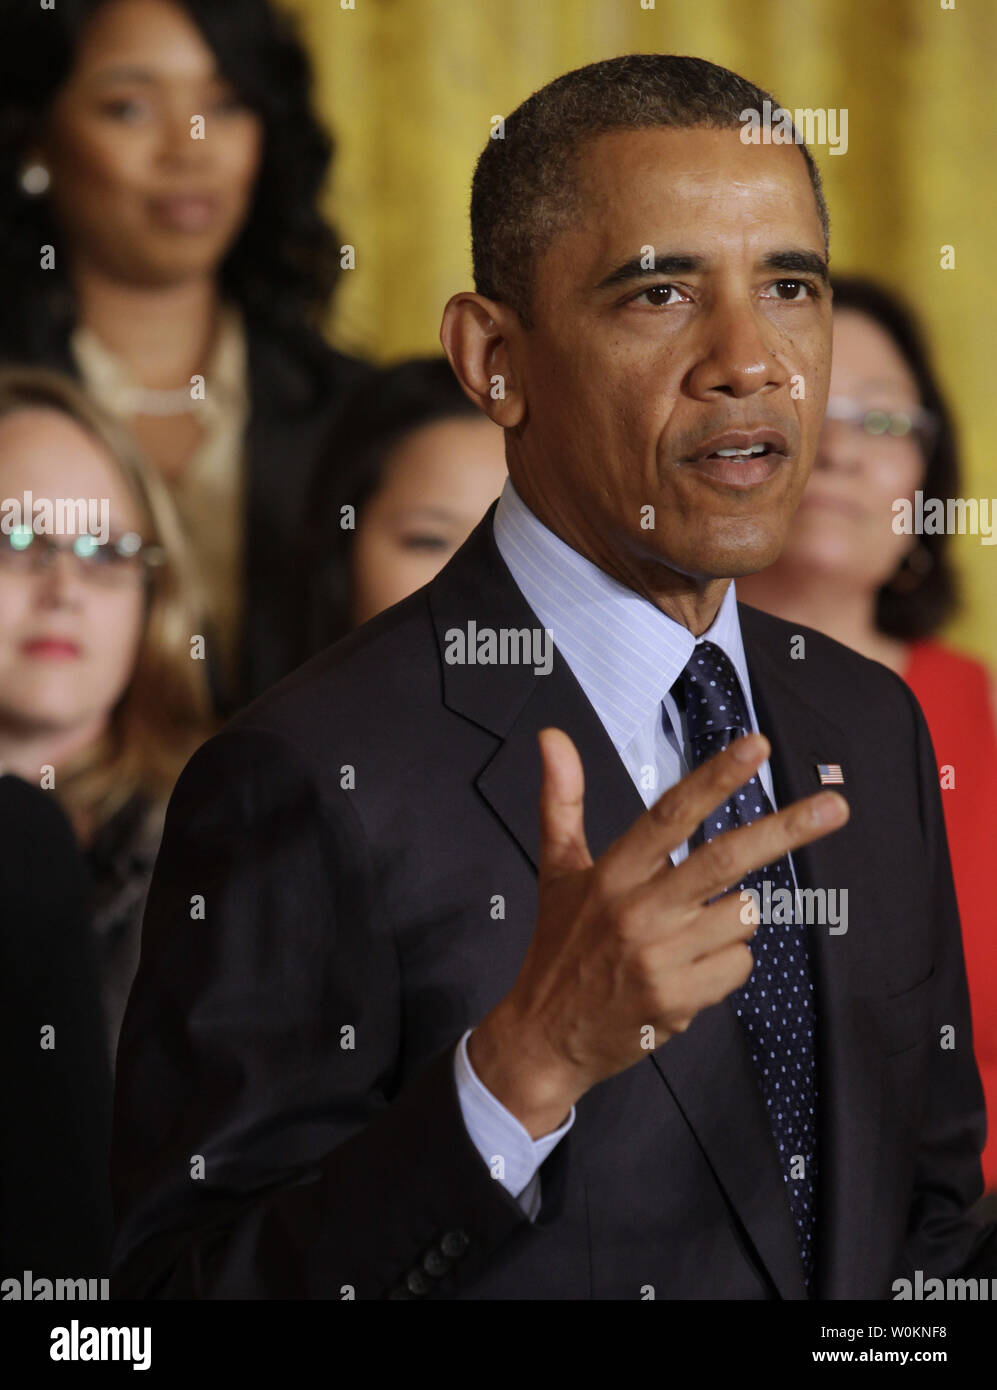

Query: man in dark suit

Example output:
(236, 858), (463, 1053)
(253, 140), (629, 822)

(110, 54), (997, 1299)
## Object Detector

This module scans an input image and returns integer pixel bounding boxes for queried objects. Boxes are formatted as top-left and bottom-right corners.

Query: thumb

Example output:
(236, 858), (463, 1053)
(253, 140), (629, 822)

(537, 727), (592, 878)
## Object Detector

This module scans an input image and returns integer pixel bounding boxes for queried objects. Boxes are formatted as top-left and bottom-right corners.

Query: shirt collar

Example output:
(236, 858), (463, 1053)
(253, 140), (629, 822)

(493, 477), (753, 750)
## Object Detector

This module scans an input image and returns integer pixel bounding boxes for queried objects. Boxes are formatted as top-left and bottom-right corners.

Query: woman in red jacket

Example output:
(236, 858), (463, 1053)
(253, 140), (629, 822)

(739, 276), (997, 1197)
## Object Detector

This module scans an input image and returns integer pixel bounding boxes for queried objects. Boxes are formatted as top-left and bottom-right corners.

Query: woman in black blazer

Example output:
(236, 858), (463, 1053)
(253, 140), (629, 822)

(0, 773), (113, 1280)
(0, 0), (371, 713)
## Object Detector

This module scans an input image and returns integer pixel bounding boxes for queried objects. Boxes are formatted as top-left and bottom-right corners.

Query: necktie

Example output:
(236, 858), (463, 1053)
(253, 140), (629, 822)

(673, 640), (818, 1291)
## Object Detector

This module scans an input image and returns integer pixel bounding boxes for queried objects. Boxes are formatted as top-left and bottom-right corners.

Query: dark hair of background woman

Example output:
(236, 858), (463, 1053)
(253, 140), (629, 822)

(830, 275), (960, 642)
(305, 356), (481, 652)
(0, 0), (342, 381)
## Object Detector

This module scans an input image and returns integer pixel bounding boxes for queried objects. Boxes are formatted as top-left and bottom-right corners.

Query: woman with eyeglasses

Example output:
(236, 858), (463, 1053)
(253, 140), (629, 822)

(0, 365), (212, 1068)
(0, 0), (371, 714)
(738, 276), (997, 1197)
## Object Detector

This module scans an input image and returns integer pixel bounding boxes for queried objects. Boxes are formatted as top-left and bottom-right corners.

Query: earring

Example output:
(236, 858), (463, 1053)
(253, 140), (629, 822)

(19, 162), (51, 196)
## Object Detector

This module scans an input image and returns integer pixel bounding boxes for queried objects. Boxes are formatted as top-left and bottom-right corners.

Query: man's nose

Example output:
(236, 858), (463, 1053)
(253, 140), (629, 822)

(686, 302), (788, 400)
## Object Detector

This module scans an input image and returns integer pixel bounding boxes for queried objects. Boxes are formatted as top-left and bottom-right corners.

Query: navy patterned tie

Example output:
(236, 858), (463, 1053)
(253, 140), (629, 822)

(673, 640), (818, 1291)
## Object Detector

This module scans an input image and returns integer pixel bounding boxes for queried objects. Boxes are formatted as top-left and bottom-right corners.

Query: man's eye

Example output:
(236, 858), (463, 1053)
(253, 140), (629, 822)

(633, 284), (686, 307)
(767, 280), (815, 300)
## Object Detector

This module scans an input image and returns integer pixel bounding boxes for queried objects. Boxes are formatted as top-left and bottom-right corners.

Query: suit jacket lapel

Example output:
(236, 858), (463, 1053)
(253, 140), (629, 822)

(739, 605), (887, 1299)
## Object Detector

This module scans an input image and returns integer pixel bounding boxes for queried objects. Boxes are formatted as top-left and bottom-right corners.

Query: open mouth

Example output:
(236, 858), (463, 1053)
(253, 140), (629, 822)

(681, 435), (788, 488)
(702, 442), (772, 460)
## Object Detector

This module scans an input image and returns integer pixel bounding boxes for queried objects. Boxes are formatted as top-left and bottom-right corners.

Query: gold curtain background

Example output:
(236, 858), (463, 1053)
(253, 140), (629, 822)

(280, 0), (996, 671)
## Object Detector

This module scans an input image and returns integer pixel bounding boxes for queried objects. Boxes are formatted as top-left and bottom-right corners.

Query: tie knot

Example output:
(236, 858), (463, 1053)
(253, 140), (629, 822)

(674, 640), (751, 749)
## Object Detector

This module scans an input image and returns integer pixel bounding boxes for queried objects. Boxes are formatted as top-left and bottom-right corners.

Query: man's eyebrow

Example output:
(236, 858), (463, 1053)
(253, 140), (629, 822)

(595, 248), (830, 291)
(758, 249), (830, 285)
(595, 254), (705, 290)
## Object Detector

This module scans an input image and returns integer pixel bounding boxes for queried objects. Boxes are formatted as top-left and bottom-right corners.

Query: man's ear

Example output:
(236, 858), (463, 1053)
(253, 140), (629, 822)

(440, 292), (526, 429)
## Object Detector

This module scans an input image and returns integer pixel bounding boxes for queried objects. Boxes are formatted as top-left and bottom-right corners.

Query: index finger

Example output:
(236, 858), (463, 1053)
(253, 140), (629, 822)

(597, 733), (771, 896)
(673, 787), (850, 907)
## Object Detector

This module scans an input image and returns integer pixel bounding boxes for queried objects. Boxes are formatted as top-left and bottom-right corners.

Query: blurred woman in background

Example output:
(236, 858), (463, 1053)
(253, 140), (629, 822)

(0, 0), (370, 712)
(738, 276), (997, 1193)
(1, 773), (114, 1279)
(0, 366), (211, 1066)
(306, 356), (507, 649)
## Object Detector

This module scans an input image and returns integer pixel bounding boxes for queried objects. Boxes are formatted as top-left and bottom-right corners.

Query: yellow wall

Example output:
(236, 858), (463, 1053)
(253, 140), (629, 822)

(281, 0), (996, 670)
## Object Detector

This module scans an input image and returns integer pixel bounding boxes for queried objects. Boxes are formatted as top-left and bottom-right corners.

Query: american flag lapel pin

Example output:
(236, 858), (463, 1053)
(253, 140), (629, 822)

(817, 763), (844, 785)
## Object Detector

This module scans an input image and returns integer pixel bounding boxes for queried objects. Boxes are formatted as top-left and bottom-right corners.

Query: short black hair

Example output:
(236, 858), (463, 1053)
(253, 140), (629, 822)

(304, 357), (481, 650)
(830, 276), (961, 642)
(0, 0), (342, 372)
(471, 53), (830, 325)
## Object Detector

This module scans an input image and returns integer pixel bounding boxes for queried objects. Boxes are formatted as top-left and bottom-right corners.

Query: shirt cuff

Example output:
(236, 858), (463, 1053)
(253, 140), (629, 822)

(453, 1028), (575, 1218)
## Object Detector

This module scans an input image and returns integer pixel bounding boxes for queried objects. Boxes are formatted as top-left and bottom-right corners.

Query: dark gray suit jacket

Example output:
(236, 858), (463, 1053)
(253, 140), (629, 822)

(110, 503), (997, 1299)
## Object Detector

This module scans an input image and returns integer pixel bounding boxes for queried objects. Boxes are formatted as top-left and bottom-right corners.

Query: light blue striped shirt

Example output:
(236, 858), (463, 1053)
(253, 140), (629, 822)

(454, 477), (790, 1220)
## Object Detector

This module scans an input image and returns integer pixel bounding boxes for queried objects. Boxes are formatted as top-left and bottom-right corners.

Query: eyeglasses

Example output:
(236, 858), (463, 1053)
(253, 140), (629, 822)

(823, 396), (939, 452)
(0, 526), (165, 585)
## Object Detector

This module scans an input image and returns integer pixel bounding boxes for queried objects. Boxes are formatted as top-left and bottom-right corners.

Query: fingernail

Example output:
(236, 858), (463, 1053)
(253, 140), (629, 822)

(731, 733), (762, 763)
(812, 792), (847, 826)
